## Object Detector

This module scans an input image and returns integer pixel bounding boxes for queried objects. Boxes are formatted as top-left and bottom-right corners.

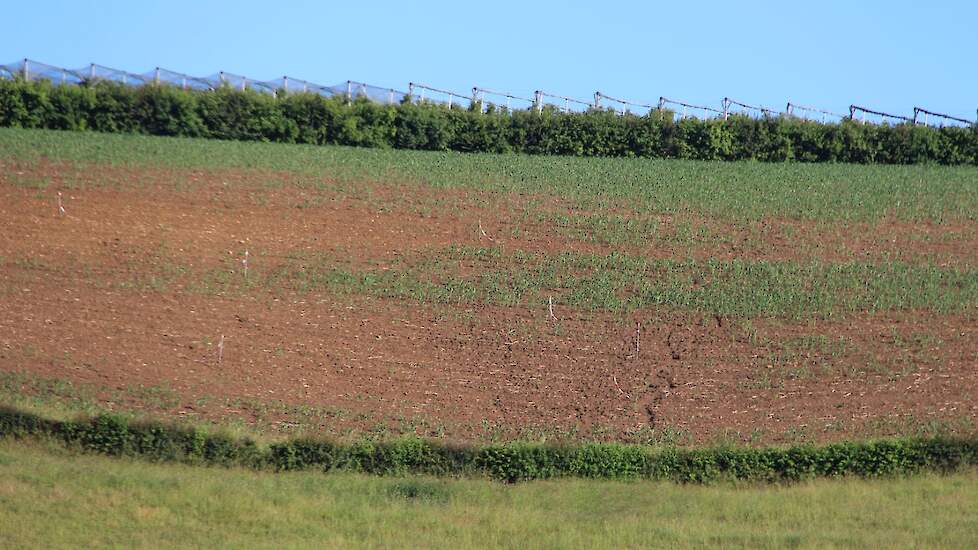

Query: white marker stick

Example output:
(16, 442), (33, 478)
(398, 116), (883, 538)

(635, 321), (641, 354)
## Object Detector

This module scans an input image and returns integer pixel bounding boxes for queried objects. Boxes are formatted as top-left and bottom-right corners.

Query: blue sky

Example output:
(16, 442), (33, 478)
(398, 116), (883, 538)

(2, 0), (975, 119)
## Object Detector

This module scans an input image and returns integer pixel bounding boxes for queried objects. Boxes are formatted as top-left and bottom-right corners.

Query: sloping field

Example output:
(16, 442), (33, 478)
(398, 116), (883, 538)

(1, 128), (976, 445)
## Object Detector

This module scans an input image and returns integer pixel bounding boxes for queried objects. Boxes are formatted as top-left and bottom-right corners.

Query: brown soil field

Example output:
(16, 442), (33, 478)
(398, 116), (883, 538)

(2, 161), (976, 445)
(4, 159), (977, 267)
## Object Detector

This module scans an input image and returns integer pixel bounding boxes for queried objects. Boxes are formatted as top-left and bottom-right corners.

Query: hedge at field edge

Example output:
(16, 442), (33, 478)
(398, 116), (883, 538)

(1, 78), (977, 165)
(2, 406), (977, 483)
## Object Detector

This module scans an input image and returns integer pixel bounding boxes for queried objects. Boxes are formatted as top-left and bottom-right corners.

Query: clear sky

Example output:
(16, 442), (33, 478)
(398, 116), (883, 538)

(2, 0), (975, 119)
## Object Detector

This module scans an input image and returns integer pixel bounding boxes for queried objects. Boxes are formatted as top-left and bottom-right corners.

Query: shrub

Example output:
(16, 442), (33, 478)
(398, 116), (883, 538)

(0, 78), (976, 164)
(1, 407), (976, 483)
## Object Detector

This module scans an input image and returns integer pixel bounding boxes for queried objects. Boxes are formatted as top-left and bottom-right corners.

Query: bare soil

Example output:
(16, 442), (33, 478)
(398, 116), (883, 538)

(2, 161), (976, 445)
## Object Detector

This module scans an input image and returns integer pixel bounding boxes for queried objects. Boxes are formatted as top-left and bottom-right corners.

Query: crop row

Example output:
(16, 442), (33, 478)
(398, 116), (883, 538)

(12, 246), (972, 317)
(208, 247), (978, 317)
(2, 79), (977, 165)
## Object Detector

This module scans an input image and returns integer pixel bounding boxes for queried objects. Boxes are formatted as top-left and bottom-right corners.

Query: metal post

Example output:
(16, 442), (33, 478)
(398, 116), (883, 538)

(22, 58), (29, 80)
(448, 93), (453, 109)
(389, 89), (394, 104)
(534, 91), (543, 113)
(242, 76), (247, 91)
(182, 76), (187, 90)
(594, 92), (601, 109)
(346, 80), (352, 103)
(155, 68), (160, 85)
(61, 69), (66, 85)
(90, 64), (96, 80)
(564, 98), (569, 113)
(408, 82), (414, 100)
(722, 98), (730, 120)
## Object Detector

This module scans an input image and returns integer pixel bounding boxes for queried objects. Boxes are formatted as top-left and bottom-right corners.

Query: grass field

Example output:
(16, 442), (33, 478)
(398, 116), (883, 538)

(1, 440), (976, 549)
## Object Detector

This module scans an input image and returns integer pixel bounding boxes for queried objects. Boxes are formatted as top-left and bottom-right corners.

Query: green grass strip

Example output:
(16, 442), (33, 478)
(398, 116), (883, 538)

(3, 127), (978, 221)
(2, 406), (976, 483)
(4, 442), (977, 548)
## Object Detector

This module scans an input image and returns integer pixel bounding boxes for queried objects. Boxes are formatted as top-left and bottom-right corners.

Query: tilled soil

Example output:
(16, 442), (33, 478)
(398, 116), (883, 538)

(2, 161), (976, 444)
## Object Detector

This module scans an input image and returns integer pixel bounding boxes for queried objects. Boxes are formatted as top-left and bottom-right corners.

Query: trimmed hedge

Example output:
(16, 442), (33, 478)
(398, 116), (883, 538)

(2, 406), (976, 483)
(1, 78), (976, 165)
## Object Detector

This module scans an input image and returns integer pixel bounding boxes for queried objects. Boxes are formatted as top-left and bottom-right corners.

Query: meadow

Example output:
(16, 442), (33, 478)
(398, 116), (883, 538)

(1, 440), (977, 549)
